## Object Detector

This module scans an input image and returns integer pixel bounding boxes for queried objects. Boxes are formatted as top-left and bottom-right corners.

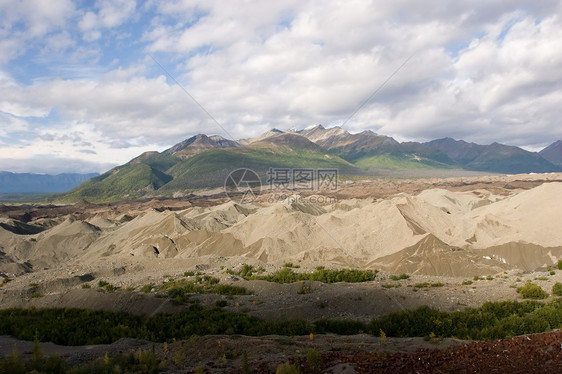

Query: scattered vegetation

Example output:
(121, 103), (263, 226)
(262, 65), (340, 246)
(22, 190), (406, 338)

(389, 273), (410, 281)
(413, 282), (444, 289)
(517, 282), (549, 300)
(229, 265), (378, 284)
(97, 280), (118, 292)
(558, 260), (562, 270)
(462, 280), (473, 285)
(157, 275), (251, 304)
(283, 262), (300, 269)
(81, 283), (91, 289)
(0, 336), (166, 374)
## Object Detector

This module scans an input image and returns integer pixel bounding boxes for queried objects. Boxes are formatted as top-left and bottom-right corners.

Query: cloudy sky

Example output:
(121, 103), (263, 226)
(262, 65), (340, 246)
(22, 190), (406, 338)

(1, 0), (561, 174)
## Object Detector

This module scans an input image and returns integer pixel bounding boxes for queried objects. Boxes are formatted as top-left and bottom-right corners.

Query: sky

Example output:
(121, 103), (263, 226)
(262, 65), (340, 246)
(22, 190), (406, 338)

(0, 0), (561, 174)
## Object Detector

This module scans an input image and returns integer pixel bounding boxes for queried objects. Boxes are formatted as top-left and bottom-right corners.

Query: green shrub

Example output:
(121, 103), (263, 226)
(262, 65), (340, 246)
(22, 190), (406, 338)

(552, 282), (562, 297)
(276, 362), (299, 374)
(462, 280), (473, 285)
(306, 348), (322, 372)
(141, 283), (154, 293)
(558, 260), (562, 270)
(517, 282), (549, 299)
(81, 284), (91, 289)
(390, 273), (409, 281)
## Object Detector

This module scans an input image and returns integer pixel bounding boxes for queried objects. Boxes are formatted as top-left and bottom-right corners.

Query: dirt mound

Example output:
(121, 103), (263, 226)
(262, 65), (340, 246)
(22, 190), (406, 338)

(0, 179), (561, 276)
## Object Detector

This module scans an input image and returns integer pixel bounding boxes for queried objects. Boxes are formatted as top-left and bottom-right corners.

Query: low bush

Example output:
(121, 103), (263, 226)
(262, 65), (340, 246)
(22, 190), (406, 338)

(517, 282), (549, 300)
(552, 282), (562, 297)
(389, 273), (409, 281)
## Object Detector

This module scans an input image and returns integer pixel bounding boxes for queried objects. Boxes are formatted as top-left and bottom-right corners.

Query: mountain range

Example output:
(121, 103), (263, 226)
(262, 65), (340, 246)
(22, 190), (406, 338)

(0, 172), (99, 193)
(57, 125), (560, 202)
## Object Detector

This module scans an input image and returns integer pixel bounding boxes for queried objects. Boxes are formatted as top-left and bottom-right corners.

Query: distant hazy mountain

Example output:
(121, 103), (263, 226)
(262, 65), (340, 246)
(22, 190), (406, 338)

(424, 138), (559, 174)
(59, 126), (561, 202)
(540, 140), (562, 166)
(0, 172), (99, 193)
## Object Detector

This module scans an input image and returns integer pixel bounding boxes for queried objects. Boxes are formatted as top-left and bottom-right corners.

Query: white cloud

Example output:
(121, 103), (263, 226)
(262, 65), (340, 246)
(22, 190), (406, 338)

(1, 0), (562, 173)
(78, 0), (137, 41)
(0, 0), (75, 62)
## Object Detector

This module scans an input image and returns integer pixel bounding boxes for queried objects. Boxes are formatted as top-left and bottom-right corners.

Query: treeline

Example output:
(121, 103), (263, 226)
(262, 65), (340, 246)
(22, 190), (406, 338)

(3, 298), (562, 346)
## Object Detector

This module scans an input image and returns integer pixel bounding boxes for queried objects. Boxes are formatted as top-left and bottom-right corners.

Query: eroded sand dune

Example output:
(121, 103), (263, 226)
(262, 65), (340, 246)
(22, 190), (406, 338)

(1, 181), (561, 277)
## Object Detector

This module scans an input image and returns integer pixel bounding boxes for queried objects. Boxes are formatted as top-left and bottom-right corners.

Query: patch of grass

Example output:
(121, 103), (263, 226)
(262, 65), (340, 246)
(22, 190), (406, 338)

(97, 281), (118, 292)
(382, 283), (400, 289)
(30, 292), (44, 298)
(389, 273), (409, 281)
(81, 284), (91, 289)
(517, 282), (549, 300)
(413, 282), (444, 289)
(306, 348), (322, 372)
(238, 266), (378, 284)
(462, 280), (473, 285)
(535, 276), (549, 281)
(276, 362), (299, 374)
(141, 283), (154, 293)
(158, 276), (250, 304)
(558, 260), (562, 270)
